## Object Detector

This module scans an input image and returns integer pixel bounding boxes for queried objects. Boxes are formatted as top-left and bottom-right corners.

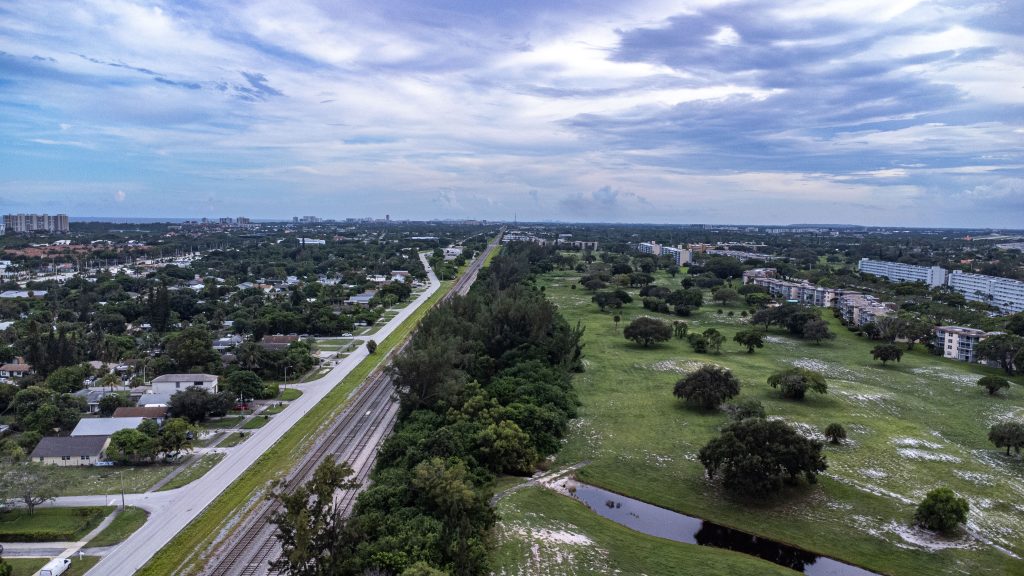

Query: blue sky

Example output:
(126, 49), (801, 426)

(0, 0), (1021, 226)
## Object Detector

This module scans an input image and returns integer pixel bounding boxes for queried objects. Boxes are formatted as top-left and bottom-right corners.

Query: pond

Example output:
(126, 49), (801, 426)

(569, 482), (881, 576)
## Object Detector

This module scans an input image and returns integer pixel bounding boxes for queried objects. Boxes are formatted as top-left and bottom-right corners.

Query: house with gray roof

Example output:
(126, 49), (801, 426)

(30, 436), (110, 466)
(70, 417), (145, 437)
(150, 373), (218, 394)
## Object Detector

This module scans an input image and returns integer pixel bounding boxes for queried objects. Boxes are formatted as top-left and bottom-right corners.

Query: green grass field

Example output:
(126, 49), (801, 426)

(491, 269), (1024, 576)
(139, 277), (460, 576)
(279, 388), (302, 401)
(6, 557), (98, 576)
(158, 453), (226, 492)
(199, 415), (244, 430)
(55, 465), (174, 497)
(493, 487), (799, 576)
(241, 416), (270, 429)
(0, 507), (111, 542)
(85, 506), (148, 547)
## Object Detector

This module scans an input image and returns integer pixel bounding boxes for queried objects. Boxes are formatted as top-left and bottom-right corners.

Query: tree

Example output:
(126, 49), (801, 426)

(724, 398), (765, 421)
(976, 334), (1024, 375)
(673, 365), (741, 409)
(733, 330), (764, 353)
(159, 418), (197, 460)
(270, 458), (361, 576)
(988, 421), (1024, 455)
(0, 555), (11, 576)
(109, 428), (157, 464)
(623, 317), (672, 347)
(673, 320), (688, 339)
(43, 364), (91, 394)
(703, 328), (725, 354)
(825, 423), (847, 445)
(915, 488), (968, 533)
(169, 387), (217, 423)
(0, 462), (70, 514)
(225, 371), (264, 401)
(1006, 312), (1024, 337)
(613, 314), (621, 331)
(366, 339), (378, 354)
(687, 333), (709, 353)
(871, 343), (904, 366)
(98, 392), (133, 417)
(476, 420), (537, 475)
(801, 318), (834, 344)
(698, 418), (827, 498)
(712, 288), (739, 305)
(977, 375), (1010, 396)
(401, 561), (448, 576)
(767, 367), (828, 400)
(164, 326), (218, 371)
(591, 291), (623, 311)
(745, 292), (771, 308)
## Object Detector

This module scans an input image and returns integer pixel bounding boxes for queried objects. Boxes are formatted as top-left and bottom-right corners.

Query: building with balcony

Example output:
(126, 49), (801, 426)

(947, 271), (1024, 314)
(933, 326), (996, 363)
(857, 258), (947, 288)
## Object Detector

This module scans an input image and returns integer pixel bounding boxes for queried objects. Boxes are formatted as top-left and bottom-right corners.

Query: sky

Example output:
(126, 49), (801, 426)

(0, 0), (1022, 227)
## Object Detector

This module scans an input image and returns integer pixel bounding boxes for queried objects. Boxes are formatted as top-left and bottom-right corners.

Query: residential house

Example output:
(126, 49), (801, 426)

(30, 436), (109, 466)
(138, 391), (174, 407)
(260, 334), (299, 352)
(0, 357), (32, 379)
(150, 373), (219, 394)
(113, 406), (168, 423)
(70, 417), (145, 437)
(345, 290), (377, 307)
(213, 335), (243, 351)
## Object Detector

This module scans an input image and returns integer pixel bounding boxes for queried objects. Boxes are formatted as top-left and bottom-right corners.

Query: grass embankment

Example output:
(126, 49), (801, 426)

(199, 416), (244, 430)
(158, 453), (226, 492)
(8, 556), (99, 575)
(242, 416), (270, 429)
(279, 388), (302, 401)
(85, 506), (148, 547)
(0, 507), (111, 542)
(139, 277), (458, 576)
(493, 487), (798, 576)
(496, 269), (1024, 576)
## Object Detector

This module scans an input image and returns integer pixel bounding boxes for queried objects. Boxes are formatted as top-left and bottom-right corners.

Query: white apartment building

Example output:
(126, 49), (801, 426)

(637, 242), (692, 265)
(947, 271), (1024, 314)
(838, 293), (894, 326)
(857, 258), (947, 288)
(934, 326), (995, 363)
(2, 213), (70, 234)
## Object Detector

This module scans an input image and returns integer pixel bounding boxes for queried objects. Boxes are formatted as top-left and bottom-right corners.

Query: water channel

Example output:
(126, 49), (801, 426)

(569, 482), (882, 576)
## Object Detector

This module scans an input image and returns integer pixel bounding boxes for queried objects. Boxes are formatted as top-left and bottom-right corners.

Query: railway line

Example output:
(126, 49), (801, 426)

(202, 237), (500, 576)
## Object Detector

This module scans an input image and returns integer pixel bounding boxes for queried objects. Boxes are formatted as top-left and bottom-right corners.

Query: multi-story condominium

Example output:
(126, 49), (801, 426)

(706, 249), (776, 261)
(636, 242), (692, 265)
(857, 258), (947, 288)
(934, 326), (997, 363)
(742, 268), (777, 284)
(2, 213), (70, 234)
(947, 271), (1024, 314)
(743, 268), (852, 307)
(838, 293), (895, 326)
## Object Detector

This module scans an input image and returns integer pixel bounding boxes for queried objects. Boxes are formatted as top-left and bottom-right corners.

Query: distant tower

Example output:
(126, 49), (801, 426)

(386, 214), (390, 222)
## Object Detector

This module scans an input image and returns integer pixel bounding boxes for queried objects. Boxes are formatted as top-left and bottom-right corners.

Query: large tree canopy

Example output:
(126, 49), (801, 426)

(698, 418), (827, 498)
(673, 365), (741, 409)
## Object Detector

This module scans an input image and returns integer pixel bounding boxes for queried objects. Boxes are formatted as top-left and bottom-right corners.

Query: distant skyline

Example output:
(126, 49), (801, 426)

(1, 1), (1022, 226)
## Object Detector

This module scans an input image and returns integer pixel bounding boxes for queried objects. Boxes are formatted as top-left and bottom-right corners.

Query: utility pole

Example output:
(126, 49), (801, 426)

(120, 470), (126, 510)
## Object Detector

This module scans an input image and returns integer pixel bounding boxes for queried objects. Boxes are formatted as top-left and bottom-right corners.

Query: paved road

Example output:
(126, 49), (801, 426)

(73, 253), (441, 576)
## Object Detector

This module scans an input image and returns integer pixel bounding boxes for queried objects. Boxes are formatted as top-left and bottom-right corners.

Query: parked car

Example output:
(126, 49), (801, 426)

(93, 460), (115, 467)
(342, 332), (353, 337)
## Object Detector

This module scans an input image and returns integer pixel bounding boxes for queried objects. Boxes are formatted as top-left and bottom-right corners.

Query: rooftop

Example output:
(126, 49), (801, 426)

(30, 435), (109, 458)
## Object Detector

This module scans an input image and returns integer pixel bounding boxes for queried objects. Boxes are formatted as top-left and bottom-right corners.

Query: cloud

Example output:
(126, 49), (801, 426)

(114, 190), (126, 202)
(0, 0), (1019, 226)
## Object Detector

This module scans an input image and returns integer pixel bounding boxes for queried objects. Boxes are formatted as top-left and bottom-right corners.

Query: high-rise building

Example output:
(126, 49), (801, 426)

(3, 213), (70, 234)
(857, 258), (947, 287)
(947, 271), (1024, 314)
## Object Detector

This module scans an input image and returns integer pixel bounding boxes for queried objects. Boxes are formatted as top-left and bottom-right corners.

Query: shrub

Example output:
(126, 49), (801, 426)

(915, 488), (968, 533)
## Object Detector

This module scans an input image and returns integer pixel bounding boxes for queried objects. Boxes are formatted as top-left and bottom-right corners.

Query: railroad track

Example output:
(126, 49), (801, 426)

(202, 236), (501, 576)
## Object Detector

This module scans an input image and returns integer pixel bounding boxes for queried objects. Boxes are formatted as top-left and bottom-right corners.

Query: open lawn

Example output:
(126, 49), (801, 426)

(218, 431), (249, 448)
(279, 388), (302, 401)
(241, 415), (270, 429)
(493, 487), (798, 576)
(0, 507), (111, 542)
(4, 557), (96, 576)
(199, 416), (244, 430)
(158, 453), (226, 492)
(55, 465), (175, 497)
(498, 269), (1024, 576)
(86, 506), (148, 547)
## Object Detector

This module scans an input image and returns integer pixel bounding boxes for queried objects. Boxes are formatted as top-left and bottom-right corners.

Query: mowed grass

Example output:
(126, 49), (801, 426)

(139, 277), (459, 576)
(6, 557), (97, 575)
(512, 269), (1024, 576)
(493, 487), (799, 576)
(157, 453), (226, 492)
(86, 506), (148, 547)
(54, 465), (175, 497)
(0, 507), (111, 542)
